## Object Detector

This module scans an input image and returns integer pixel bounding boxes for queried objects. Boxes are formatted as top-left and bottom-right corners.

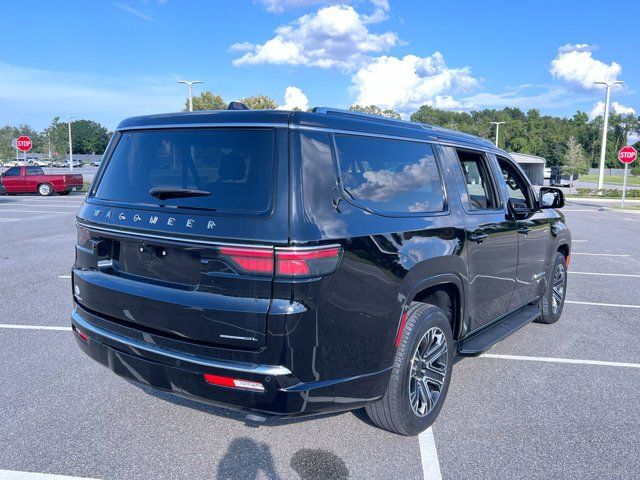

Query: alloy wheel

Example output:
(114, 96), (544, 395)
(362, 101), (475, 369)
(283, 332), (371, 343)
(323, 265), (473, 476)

(552, 263), (566, 315)
(408, 327), (448, 417)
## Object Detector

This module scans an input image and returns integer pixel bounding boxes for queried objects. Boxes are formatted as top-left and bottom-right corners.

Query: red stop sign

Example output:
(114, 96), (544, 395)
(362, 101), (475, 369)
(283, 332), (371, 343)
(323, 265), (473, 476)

(618, 146), (637, 164)
(16, 135), (32, 152)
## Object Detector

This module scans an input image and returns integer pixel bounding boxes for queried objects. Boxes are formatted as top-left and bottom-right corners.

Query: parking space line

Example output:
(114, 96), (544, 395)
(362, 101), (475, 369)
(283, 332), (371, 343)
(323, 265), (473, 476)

(566, 300), (640, 309)
(571, 253), (631, 257)
(571, 240), (588, 243)
(0, 469), (99, 480)
(0, 324), (71, 331)
(571, 271), (640, 278)
(419, 427), (442, 480)
(58, 275), (72, 279)
(482, 353), (640, 369)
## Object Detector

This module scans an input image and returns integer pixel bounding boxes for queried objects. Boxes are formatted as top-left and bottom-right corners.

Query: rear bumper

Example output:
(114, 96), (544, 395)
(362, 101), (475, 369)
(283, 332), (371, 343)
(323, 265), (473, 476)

(71, 307), (390, 417)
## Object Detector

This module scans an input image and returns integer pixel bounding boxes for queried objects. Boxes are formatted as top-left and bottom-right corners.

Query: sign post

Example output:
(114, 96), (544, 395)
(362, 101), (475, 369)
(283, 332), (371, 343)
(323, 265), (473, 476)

(16, 135), (33, 166)
(618, 146), (637, 208)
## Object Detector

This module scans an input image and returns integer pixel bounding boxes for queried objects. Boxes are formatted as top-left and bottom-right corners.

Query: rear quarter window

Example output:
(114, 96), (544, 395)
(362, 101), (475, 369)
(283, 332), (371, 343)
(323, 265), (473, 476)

(93, 129), (275, 214)
(333, 134), (445, 215)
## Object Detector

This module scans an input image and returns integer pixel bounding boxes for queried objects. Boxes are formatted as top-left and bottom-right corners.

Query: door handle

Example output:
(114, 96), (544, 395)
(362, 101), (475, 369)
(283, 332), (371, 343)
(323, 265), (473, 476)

(468, 232), (488, 244)
(518, 226), (531, 235)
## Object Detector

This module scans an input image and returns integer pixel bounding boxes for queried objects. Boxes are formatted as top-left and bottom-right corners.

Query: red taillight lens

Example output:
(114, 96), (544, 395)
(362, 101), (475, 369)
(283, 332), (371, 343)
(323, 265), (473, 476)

(73, 326), (89, 342)
(76, 225), (91, 249)
(275, 246), (342, 278)
(217, 245), (342, 278)
(217, 247), (274, 275)
(204, 374), (265, 392)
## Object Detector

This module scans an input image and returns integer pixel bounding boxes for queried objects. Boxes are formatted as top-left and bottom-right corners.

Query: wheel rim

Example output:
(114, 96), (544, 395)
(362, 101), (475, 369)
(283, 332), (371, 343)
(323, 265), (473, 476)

(552, 263), (566, 315)
(40, 185), (50, 195)
(408, 327), (448, 418)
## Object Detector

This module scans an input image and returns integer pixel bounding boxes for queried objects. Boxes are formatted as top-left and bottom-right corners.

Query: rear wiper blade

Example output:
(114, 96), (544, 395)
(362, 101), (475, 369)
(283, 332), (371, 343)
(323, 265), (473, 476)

(149, 187), (211, 200)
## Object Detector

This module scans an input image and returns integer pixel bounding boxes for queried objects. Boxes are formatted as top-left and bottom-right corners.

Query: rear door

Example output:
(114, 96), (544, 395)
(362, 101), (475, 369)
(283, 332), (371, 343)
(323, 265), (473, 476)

(1, 167), (24, 193)
(74, 127), (288, 350)
(444, 147), (518, 332)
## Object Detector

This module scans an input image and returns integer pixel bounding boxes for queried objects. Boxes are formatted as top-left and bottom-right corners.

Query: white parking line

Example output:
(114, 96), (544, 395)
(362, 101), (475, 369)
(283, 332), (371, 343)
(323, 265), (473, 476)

(0, 324), (71, 331)
(566, 300), (640, 309)
(571, 240), (588, 243)
(419, 427), (442, 480)
(58, 275), (71, 279)
(0, 469), (99, 480)
(482, 353), (640, 369)
(571, 253), (631, 257)
(571, 271), (640, 278)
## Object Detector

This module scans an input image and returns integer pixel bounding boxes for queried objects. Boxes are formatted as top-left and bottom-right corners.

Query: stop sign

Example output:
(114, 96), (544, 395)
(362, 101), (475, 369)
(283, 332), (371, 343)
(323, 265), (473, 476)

(618, 146), (637, 164)
(16, 135), (32, 152)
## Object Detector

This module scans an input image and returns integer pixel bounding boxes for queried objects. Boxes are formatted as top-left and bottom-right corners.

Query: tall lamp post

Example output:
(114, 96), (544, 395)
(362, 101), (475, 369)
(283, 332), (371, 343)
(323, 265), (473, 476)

(594, 80), (623, 190)
(63, 117), (75, 172)
(490, 121), (505, 147)
(178, 80), (203, 112)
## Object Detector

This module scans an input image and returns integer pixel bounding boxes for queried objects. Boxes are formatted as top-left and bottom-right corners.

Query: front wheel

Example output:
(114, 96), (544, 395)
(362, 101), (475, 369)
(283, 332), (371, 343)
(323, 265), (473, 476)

(365, 303), (453, 436)
(38, 183), (53, 196)
(538, 252), (567, 324)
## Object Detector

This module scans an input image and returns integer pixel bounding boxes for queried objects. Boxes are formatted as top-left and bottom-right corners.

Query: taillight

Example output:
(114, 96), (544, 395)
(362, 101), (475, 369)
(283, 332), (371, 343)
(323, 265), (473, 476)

(275, 246), (342, 278)
(217, 245), (342, 278)
(204, 374), (265, 392)
(77, 225), (91, 249)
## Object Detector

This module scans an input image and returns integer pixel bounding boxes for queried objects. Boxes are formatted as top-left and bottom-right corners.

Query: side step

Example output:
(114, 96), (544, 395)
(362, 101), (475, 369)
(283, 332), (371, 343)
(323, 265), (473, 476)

(458, 305), (540, 356)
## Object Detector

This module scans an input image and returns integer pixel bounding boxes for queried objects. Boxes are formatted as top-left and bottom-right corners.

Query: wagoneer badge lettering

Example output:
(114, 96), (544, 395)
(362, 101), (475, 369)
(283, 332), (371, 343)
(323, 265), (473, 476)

(90, 207), (217, 230)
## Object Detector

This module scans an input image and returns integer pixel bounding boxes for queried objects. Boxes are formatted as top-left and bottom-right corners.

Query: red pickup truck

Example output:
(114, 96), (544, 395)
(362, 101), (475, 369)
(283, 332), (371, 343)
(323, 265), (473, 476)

(1, 166), (84, 196)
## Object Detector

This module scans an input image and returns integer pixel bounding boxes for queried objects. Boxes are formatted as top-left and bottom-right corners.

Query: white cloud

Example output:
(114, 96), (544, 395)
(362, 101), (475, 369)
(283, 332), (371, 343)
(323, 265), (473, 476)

(0, 62), (183, 129)
(114, 2), (157, 22)
(351, 53), (479, 113)
(550, 44), (621, 90)
(278, 86), (309, 111)
(257, 0), (389, 22)
(232, 5), (399, 71)
(589, 100), (636, 120)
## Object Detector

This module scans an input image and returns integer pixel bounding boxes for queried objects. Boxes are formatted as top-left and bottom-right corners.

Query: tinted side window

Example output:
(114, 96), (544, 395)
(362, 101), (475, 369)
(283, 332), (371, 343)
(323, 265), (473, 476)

(4, 167), (20, 177)
(497, 157), (532, 208)
(26, 166), (44, 176)
(455, 150), (498, 211)
(334, 134), (444, 214)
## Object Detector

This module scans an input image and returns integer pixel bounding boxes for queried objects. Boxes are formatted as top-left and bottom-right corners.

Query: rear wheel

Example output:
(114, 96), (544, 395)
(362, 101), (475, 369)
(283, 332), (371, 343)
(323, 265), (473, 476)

(365, 303), (453, 436)
(38, 183), (53, 196)
(538, 252), (567, 324)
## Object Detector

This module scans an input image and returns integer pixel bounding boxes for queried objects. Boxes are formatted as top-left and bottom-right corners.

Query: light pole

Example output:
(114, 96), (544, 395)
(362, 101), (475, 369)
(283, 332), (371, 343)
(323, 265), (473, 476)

(178, 80), (203, 112)
(63, 116), (75, 172)
(490, 121), (505, 147)
(594, 80), (623, 190)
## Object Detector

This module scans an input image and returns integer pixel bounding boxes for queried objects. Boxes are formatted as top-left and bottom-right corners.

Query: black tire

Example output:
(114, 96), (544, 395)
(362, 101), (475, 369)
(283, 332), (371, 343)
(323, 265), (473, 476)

(365, 303), (453, 436)
(538, 252), (567, 324)
(38, 183), (53, 196)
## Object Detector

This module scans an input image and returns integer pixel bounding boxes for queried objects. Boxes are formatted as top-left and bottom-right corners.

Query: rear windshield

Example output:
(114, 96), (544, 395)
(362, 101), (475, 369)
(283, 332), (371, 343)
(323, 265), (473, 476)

(94, 128), (275, 213)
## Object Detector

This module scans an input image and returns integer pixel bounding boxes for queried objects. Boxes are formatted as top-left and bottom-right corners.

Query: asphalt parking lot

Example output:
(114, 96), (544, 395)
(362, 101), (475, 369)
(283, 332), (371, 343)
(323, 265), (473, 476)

(1, 194), (639, 480)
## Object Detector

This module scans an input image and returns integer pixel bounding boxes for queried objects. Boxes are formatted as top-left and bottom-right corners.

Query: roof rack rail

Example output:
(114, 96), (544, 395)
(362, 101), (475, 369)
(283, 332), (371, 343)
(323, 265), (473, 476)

(312, 107), (424, 130)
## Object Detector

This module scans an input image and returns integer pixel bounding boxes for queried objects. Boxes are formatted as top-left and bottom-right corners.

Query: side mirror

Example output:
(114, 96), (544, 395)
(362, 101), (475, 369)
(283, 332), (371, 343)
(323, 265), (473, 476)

(539, 187), (565, 209)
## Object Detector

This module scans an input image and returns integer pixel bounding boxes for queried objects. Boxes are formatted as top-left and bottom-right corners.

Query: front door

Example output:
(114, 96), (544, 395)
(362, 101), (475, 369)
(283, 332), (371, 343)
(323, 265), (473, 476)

(496, 156), (551, 308)
(447, 147), (518, 332)
(1, 167), (24, 193)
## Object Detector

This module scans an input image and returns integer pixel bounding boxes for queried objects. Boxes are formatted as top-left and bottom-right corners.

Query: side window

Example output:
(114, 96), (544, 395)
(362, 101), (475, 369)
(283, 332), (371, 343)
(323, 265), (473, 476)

(26, 166), (44, 176)
(333, 134), (445, 214)
(455, 149), (498, 211)
(497, 157), (532, 208)
(4, 167), (20, 177)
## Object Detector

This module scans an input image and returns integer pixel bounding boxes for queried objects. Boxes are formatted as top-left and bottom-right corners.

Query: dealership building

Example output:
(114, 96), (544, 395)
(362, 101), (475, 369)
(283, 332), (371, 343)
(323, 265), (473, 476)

(510, 152), (546, 185)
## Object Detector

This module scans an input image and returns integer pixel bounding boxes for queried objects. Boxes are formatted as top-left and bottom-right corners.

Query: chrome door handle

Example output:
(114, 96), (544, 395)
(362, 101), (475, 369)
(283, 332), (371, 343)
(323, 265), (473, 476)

(469, 232), (488, 244)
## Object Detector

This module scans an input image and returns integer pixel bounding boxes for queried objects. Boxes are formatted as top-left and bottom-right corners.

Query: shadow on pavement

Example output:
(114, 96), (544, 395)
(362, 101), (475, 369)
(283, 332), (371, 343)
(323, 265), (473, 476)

(217, 437), (281, 480)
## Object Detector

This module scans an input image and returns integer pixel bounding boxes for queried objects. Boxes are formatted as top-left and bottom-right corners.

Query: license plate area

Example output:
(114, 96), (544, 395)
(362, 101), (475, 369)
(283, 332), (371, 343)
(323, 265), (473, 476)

(114, 240), (201, 286)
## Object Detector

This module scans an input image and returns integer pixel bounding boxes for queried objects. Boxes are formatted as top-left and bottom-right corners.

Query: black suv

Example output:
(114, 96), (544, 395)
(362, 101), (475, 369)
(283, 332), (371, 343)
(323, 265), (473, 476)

(72, 107), (570, 436)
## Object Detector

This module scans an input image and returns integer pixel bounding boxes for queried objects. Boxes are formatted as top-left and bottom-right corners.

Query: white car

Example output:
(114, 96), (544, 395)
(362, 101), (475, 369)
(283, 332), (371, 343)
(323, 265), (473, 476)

(90, 160), (102, 167)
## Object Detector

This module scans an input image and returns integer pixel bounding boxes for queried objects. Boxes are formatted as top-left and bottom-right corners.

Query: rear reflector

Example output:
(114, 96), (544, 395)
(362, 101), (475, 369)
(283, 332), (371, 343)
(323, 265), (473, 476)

(204, 374), (265, 392)
(217, 245), (342, 278)
(73, 326), (89, 342)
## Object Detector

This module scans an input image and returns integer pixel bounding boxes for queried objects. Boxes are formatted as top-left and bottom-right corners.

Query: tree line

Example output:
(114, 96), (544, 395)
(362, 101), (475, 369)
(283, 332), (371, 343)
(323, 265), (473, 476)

(3, 91), (638, 175)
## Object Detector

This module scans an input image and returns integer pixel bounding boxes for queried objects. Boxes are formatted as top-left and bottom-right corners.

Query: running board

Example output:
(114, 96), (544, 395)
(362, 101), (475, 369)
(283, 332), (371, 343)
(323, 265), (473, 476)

(458, 305), (540, 356)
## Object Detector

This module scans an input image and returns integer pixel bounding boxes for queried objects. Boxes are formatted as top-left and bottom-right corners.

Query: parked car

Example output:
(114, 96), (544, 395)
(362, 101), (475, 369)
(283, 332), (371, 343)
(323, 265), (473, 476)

(1, 165), (83, 196)
(62, 159), (84, 168)
(29, 159), (53, 167)
(71, 107), (570, 436)
(90, 160), (102, 167)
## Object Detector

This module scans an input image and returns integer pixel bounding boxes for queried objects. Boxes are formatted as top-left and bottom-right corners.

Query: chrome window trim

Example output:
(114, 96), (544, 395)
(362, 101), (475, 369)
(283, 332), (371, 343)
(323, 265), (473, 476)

(72, 309), (292, 376)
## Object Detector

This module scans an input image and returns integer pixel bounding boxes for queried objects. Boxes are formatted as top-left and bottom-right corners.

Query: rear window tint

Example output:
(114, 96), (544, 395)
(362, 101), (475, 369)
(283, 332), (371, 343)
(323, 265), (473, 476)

(94, 129), (275, 213)
(334, 134), (444, 214)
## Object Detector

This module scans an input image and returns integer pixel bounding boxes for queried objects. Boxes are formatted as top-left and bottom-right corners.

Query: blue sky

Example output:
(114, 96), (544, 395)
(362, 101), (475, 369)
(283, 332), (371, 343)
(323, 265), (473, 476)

(0, 0), (637, 130)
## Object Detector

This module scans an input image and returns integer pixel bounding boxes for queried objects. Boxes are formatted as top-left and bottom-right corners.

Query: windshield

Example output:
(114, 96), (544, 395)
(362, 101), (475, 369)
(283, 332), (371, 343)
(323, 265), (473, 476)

(94, 128), (275, 213)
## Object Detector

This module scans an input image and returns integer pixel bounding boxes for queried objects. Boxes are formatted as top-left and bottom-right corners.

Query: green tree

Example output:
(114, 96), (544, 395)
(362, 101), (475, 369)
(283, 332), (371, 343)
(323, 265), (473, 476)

(188, 91), (226, 111)
(240, 95), (278, 110)
(349, 104), (401, 119)
(43, 117), (111, 156)
(563, 136), (590, 192)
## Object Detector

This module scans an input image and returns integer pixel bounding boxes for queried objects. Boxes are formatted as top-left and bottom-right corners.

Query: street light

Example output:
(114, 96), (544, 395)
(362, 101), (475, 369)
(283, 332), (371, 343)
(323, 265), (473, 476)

(178, 80), (203, 112)
(490, 121), (505, 147)
(63, 116), (75, 172)
(594, 80), (623, 190)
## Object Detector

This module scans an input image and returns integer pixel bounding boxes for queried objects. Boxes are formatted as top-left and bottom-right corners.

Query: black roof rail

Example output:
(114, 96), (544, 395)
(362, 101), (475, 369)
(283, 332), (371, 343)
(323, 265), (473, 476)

(312, 107), (425, 130)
